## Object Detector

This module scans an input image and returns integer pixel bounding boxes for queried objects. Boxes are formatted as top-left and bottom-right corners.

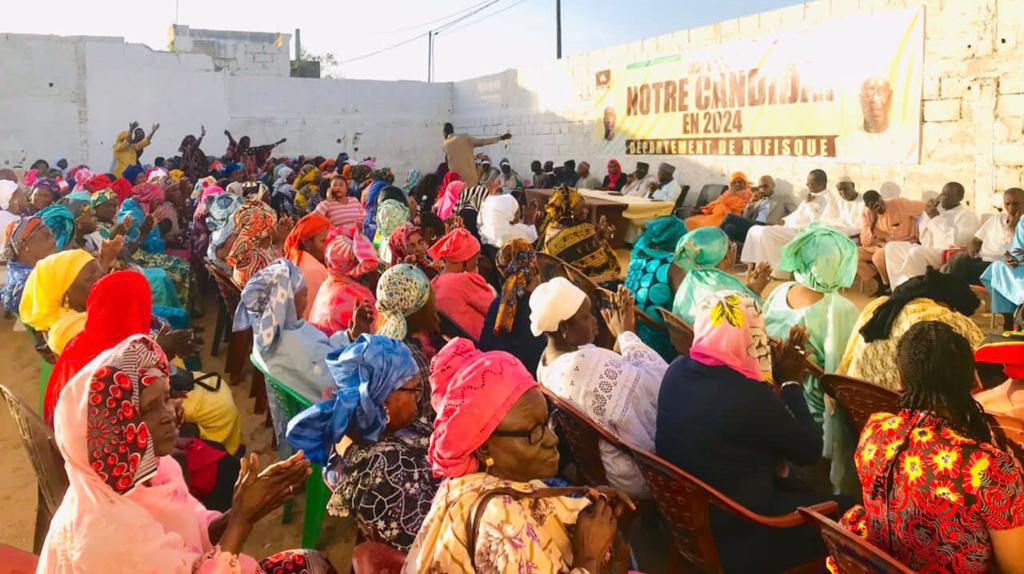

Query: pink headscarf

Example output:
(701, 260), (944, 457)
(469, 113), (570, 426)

(435, 180), (467, 220)
(132, 182), (166, 207)
(325, 226), (378, 279)
(428, 338), (538, 478)
(192, 185), (225, 223)
(427, 227), (479, 263)
(688, 290), (774, 383)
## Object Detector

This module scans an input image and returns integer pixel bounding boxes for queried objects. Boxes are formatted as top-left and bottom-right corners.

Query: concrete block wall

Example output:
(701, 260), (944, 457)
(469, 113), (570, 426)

(452, 0), (1024, 211)
(171, 26), (290, 77)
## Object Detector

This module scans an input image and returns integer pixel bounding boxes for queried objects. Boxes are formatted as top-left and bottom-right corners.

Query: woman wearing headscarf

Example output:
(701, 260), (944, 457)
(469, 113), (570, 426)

(374, 197), (410, 263)
(116, 198), (193, 306)
(293, 165), (321, 212)
(540, 186), (622, 285)
(0, 178), (22, 230)
(361, 179), (389, 239)
(657, 290), (847, 574)
(405, 337), (629, 574)
(671, 227), (759, 325)
(178, 127), (209, 181)
(286, 334), (440, 552)
(36, 335), (336, 574)
(19, 249), (106, 354)
(283, 213), (331, 318)
(111, 123), (157, 177)
(387, 223), (441, 279)
(226, 198), (280, 286)
(189, 184), (223, 263)
(839, 267), (984, 391)
(29, 177), (61, 213)
(270, 164), (297, 215)
(762, 223), (861, 495)
(204, 192), (244, 272)
(401, 169), (421, 194)
(624, 215), (687, 360)
(435, 178), (466, 222)
(58, 192), (102, 252)
(308, 229), (378, 336)
(427, 228), (495, 340)
(1, 217), (57, 314)
(531, 278), (667, 499)
(479, 194), (538, 249)
(602, 159), (626, 192)
(479, 240), (547, 375)
(38, 204), (77, 251)
(684, 171), (755, 229)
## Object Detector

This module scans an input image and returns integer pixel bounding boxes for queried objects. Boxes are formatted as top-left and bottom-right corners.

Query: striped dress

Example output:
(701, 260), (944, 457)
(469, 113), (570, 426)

(315, 199), (363, 228)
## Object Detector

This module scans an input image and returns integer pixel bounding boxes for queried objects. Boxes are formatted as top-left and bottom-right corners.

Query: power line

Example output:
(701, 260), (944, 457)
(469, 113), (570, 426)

(434, 0), (505, 33)
(337, 30), (430, 64)
(385, 0), (497, 34)
(440, 0), (532, 36)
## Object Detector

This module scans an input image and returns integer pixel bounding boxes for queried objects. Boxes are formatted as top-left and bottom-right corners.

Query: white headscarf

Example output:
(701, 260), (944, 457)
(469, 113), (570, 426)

(480, 194), (538, 248)
(529, 277), (587, 336)
(0, 179), (18, 210)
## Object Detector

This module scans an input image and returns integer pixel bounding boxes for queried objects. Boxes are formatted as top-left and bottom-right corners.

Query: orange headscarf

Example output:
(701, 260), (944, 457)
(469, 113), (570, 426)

(728, 171), (751, 188)
(283, 213), (331, 265)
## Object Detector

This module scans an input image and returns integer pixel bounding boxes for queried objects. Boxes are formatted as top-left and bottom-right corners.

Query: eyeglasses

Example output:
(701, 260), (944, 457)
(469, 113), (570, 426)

(491, 409), (557, 445)
(395, 384), (423, 395)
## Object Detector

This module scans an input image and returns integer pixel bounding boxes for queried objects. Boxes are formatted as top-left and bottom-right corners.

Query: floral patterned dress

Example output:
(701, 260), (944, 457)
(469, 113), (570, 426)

(832, 410), (1024, 574)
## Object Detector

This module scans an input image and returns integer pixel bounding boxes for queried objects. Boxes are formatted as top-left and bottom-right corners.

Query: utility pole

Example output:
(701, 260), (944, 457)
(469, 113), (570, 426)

(556, 0), (562, 59)
(427, 31), (434, 82)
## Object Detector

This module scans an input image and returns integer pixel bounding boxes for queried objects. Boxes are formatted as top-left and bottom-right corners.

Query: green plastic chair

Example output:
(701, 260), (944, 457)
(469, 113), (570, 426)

(249, 355), (330, 549)
(23, 326), (53, 414)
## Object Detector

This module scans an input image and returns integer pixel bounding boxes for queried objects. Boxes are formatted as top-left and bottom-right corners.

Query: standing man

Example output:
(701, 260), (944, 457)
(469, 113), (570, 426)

(442, 122), (510, 187)
(647, 163), (682, 202)
(622, 162), (655, 197)
(885, 182), (980, 289)
(576, 162), (602, 189)
(856, 189), (927, 295)
(721, 175), (791, 243)
(947, 187), (1023, 285)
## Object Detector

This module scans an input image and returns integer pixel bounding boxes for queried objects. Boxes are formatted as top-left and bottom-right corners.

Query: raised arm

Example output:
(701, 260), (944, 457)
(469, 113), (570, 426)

(471, 133), (511, 147)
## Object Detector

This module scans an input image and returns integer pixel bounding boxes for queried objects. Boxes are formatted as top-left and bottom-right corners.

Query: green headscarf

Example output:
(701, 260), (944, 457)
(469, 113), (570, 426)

(90, 189), (118, 210)
(778, 223), (857, 294)
(635, 216), (687, 259)
(671, 227), (755, 325)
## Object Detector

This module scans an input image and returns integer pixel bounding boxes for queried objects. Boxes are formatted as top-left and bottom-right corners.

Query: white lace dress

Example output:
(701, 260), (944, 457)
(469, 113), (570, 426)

(536, 332), (668, 499)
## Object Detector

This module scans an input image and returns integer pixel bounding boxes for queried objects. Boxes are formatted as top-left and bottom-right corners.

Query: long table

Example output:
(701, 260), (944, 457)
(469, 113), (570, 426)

(524, 188), (675, 247)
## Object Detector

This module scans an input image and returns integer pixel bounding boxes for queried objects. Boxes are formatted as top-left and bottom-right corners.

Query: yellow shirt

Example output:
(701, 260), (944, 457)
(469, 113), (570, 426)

(181, 374), (242, 455)
(112, 131), (151, 178)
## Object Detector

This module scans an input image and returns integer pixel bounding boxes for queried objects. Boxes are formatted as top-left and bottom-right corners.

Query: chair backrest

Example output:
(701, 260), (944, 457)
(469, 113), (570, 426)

(535, 251), (568, 282)
(798, 507), (914, 574)
(988, 412), (1024, 462)
(657, 308), (695, 356)
(250, 356), (313, 420)
(351, 542), (407, 574)
(694, 184), (728, 210)
(539, 387), (624, 487)
(0, 385), (69, 518)
(548, 254), (617, 349)
(439, 310), (477, 343)
(819, 374), (900, 435)
(671, 184), (693, 217)
(204, 259), (242, 314)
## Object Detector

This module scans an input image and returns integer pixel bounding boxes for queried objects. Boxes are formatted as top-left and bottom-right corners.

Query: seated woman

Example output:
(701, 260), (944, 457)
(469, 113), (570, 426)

(2, 216), (57, 314)
(376, 262), (445, 363)
(479, 194), (539, 249)
(684, 171), (754, 230)
(624, 215), (687, 360)
(114, 197), (193, 306)
(283, 212), (331, 319)
(314, 174), (363, 227)
(435, 178), (465, 221)
(974, 331), (1024, 417)
(38, 204), (76, 251)
(540, 186), (622, 285)
(762, 223), (861, 495)
(388, 223), (442, 279)
(375, 197), (410, 263)
(532, 277), (668, 499)
(427, 228), (496, 340)
(58, 192), (103, 253)
(37, 335), (336, 574)
(309, 229), (379, 336)
(405, 337), (630, 573)
(205, 192), (243, 273)
(834, 321), (1024, 574)
(226, 198), (281, 286)
(657, 290), (846, 574)
(839, 267), (983, 391)
(286, 334), (440, 552)
(671, 226), (768, 325)
(479, 239), (547, 375)
(361, 179), (388, 239)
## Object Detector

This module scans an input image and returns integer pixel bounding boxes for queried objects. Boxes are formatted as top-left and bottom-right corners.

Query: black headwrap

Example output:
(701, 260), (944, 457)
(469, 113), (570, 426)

(379, 185), (406, 206)
(860, 267), (980, 343)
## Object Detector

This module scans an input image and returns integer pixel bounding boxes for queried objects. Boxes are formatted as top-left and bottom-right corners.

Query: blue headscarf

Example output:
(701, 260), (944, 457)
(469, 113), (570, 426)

(117, 198), (164, 253)
(38, 205), (75, 250)
(122, 165), (144, 184)
(286, 334), (418, 465)
(362, 181), (388, 239)
(233, 259), (306, 356)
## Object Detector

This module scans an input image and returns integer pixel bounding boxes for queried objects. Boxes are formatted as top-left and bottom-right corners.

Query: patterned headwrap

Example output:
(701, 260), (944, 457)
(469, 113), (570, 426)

(689, 290), (773, 383)
(117, 199), (164, 254)
(375, 264), (431, 340)
(544, 186), (582, 225)
(90, 189), (118, 210)
(285, 334), (418, 465)
(2, 216), (44, 262)
(375, 199), (410, 246)
(778, 223), (857, 294)
(435, 180), (466, 221)
(427, 228), (480, 264)
(427, 337), (538, 478)
(401, 169), (421, 193)
(325, 228), (378, 279)
(68, 167), (93, 192)
(168, 169), (185, 181)
(494, 239), (540, 336)
(226, 199), (278, 283)
(206, 192), (242, 233)
(132, 182), (165, 206)
(32, 177), (62, 198)
(283, 213), (331, 266)
(38, 204), (76, 250)
(232, 259), (305, 356)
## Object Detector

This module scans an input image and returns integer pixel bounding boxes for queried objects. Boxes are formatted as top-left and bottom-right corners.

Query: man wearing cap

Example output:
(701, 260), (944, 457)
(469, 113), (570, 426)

(576, 161), (602, 190)
(495, 158), (524, 192)
(442, 122), (511, 187)
(647, 163), (682, 202)
(622, 162), (657, 197)
(477, 155), (501, 187)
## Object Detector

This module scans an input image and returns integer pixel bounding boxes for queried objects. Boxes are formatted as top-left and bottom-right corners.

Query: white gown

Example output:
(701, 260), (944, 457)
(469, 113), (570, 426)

(886, 204), (980, 288)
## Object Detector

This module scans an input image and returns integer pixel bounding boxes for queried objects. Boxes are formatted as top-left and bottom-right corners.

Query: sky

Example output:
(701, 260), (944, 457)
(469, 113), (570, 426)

(3, 0), (802, 82)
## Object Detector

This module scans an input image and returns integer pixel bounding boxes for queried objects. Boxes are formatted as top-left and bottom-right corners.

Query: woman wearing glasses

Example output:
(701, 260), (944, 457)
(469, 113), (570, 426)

(286, 334), (441, 552)
(405, 337), (633, 574)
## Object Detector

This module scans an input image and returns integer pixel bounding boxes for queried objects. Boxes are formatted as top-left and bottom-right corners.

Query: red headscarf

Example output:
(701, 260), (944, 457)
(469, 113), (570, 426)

(605, 159), (623, 190)
(283, 213), (331, 265)
(84, 174), (113, 194)
(110, 177), (134, 204)
(440, 170), (461, 191)
(428, 228), (480, 264)
(975, 333), (1024, 379)
(44, 271), (153, 425)
(428, 338), (538, 478)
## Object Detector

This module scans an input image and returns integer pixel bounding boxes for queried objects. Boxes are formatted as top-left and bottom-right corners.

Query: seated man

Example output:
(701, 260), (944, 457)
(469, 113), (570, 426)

(885, 182), (979, 289)
(945, 187), (1022, 285)
(857, 190), (926, 295)
(622, 161), (656, 197)
(823, 177), (864, 236)
(720, 175), (794, 242)
(647, 162), (683, 202)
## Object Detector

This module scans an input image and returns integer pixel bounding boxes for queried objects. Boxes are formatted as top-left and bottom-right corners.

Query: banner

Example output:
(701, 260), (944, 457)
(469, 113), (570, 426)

(593, 8), (923, 164)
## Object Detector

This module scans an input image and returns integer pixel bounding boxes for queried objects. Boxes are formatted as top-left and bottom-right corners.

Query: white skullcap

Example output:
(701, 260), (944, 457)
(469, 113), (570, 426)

(529, 276), (587, 336)
(147, 168), (168, 182)
(0, 180), (17, 210)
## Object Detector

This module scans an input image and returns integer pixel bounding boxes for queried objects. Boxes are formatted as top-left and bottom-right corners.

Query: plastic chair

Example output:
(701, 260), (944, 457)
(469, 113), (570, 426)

(538, 387), (623, 487)
(798, 507), (913, 574)
(671, 184), (692, 219)
(819, 374), (901, 435)
(0, 385), (69, 554)
(249, 356), (330, 549)
(0, 543), (39, 574)
(629, 442), (837, 574)
(657, 308), (695, 356)
(351, 541), (407, 574)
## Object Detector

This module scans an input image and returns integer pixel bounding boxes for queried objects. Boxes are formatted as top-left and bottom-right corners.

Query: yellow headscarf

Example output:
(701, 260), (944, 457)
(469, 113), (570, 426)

(19, 249), (94, 340)
(169, 169), (185, 181)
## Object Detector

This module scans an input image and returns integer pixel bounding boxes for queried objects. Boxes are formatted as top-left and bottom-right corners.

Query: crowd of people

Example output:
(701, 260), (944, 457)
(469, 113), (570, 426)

(1, 119), (1024, 574)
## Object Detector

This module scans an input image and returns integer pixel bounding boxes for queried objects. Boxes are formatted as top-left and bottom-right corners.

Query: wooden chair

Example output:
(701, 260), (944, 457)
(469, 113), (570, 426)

(819, 374), (900, 435)
(538, 387), (626, 487)
(798, 507), (913, 574)
(0, 385), (69, 554)
(657, 308), (695, 356)
(545, 253), (617, 349)
(629, 443), (837, 574)
(351, 542), (407, 574)
(203, 260), (246, 381)
(535, 251), (568, 282)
